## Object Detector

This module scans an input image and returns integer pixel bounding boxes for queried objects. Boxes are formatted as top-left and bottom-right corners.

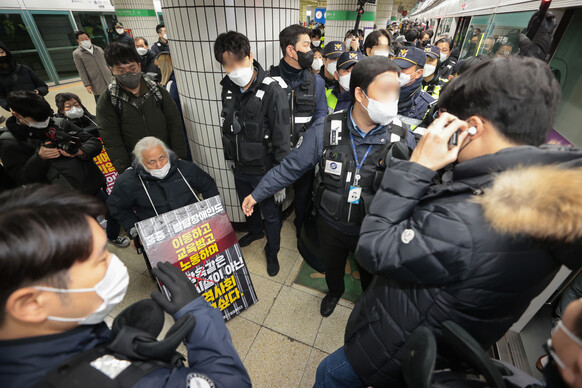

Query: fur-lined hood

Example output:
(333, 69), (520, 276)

(475, 164), (582, 243)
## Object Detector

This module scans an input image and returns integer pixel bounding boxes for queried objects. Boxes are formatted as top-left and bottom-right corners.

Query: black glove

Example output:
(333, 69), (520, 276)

(151, 261), (201, 315)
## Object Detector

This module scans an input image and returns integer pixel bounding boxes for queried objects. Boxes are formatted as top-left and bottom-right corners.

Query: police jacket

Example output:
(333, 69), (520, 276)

(139, 50), (161, 78)
(114, 32), (135, 47)
(397, 78), (436, 129)
(422, 75), (448, 100)
(344, 145), (582, 387)
(251, 106), (416, 235)
(108, 153), (219, 232)
(151, 38), (169, 56)
(0, 116), (105, 195)
(220, 60), (291, 175)
(0, 298), (251, 388)
(326, 84), (351, 113)
(269, 58), (328, 145)
(437, 56), (457, 79)
(319, 64), (337, 90)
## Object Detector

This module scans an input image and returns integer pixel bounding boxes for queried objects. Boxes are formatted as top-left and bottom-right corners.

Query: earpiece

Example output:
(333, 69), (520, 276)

(467, 127), (477, 136)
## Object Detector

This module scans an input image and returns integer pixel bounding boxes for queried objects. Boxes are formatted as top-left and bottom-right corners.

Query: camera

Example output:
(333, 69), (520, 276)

(45, 127), (82, 155)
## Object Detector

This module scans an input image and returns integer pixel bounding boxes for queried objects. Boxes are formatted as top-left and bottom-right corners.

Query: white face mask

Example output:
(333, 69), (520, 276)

(326, 60), (337, 76)
(35, 254), (129, 325)
(360, 91), (398, 125)
(163, 33), (168, 40)
(65, 106), (84, 119)
(80, 40), (92, 49)
(440, 52), (448, 62)
(136, 47), (148, 56)
(373, 50), (389, 57)
(116, 28), (125, 35)
(344, 39), (352, 49)
(147, 161), (171, 179)
(312, 58), (323, 71)
(339, 73), (351, 91)
(26, 117), (50, 129)
(423, 64), (436, 78)
(312, 40), (321, 47)
(399, 70), (420, 86)
(227, 62), (254, 87)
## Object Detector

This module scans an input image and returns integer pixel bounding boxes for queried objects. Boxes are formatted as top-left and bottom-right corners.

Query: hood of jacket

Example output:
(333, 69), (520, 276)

(0, 41), (16, 73)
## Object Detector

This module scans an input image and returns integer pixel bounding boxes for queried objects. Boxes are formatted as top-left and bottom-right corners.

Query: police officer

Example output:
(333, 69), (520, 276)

(327, 51), (362, 113)
(435, 37), (457, 79)
(269, 24), (328, 237)
(321, 41), (345, 91)
(242, 57), (415, 317)
(214, 31), (290, 277)
(422, 45), (449, 99)
(395, 46), (436, 132)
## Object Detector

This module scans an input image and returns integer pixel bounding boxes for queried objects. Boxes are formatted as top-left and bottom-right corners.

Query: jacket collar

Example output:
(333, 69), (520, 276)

(108, 72), (162, 110)
(220, 60), (266, 95)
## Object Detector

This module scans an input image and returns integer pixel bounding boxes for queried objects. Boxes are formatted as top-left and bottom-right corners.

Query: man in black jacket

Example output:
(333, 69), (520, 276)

(214, 31), (291, 277)
(107, 136), (219, 245)
(0, 41), (48, 110)
(0, 91), (129, 248)
(112, 21), (134, 47)
(134, 37), (161, 80)
(315, 56), (582, 387)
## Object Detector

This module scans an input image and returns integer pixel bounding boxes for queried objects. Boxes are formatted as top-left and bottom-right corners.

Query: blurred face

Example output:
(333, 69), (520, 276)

(495, 45), (513, 58)
(62, 98), (81, 114)
(357, 71), (400, 108)
(426, 57), (438, 66)
(436, 42), (450, 58)
(142, 145), (169, 170)
(421, 33), (430, 42)
(0, 48), (6, 56)
(77, 34), (90, 44)
(369, 36), (390, 56)
(110, 61), (141, 76)
(471, 35), (479, 44)
(335, 65), (354, 81)
(483, 38), (495, 53)
(134, 39), (148, 50)
(401, 65), (423, 85)
(314, 51), (323, 61)
(550, 299), (582, 386)
(221, 51), (253, 74)
(158, 27), (167, 38)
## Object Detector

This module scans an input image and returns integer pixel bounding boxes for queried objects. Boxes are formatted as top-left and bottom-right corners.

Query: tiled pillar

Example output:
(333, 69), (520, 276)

(375, 0), (394, 30)
(325, 0), (376, 43)
(111, 0), (159, 44)
(161, 0), (299, 222)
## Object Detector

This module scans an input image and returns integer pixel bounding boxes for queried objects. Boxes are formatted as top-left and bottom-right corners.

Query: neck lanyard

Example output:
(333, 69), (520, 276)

(349, 132), (372, 186)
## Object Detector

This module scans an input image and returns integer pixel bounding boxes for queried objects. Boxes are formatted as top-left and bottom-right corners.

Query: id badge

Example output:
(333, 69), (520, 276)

(347, 186), (362, 204)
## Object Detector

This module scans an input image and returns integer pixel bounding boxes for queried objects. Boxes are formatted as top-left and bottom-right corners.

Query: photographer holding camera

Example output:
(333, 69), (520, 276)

(0, 90), (129, 247)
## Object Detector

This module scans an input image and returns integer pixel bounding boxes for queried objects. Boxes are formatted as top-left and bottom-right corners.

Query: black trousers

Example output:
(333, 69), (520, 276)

(293, 168), (315, 237)
(316, 214), (372, 298)
(234, 170), (282, 256)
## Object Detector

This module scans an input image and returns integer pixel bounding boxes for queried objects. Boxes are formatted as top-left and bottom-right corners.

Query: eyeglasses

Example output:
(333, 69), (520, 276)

(544, 319), (582, 370)
(544, 339), (566, 369)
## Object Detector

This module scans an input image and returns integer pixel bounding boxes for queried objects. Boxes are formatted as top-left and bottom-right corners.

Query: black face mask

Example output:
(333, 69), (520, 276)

(295, 49), (314, 69)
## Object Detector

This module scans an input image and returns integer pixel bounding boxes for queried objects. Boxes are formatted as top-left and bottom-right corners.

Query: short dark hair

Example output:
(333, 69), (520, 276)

(426, 29), (434, 39)
(404, 28), (420, 42)
(279, 24), (311, 55)
(7, 91), (52, 121)
(439, 56), (561, 146)
(104, 42), (140, 67)
(311, 28), (322, 39)
(455, 54), (490, 76)
(156, 24), (165, 34)
(0, 185), (105, 325)
(134, 36), (149, 46)
(363, 30), (389, 55)
(345, 29), (358, 39)
(75, 30), (89, 40)
(55, 92), (82, 113)
(213, 31), (251, 65)
(435, 37), (453, 50)
(350, 56), (401, 103)
(312, 46), (322, 55)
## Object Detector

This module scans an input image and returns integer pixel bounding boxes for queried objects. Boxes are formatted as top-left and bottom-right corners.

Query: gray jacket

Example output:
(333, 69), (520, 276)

(72, 46), (112, 95)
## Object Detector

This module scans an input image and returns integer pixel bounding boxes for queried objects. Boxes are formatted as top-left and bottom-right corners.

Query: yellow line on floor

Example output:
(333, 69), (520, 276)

(49, 81), (83, 91)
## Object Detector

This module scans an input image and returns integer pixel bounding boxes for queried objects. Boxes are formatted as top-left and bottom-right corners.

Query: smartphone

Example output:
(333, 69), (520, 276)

(448, 130), (460, 147)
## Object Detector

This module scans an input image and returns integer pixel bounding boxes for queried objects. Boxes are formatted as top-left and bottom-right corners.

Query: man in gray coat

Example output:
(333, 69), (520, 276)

(72, 31), (112, 104)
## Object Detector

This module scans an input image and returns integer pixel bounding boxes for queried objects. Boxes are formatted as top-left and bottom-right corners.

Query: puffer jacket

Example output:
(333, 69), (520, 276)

(345, 145), (582, 387)
(107, 153), (219, 232)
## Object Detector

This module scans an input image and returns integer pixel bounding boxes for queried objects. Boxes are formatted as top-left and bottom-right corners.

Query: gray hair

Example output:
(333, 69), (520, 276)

(133, 136), (171, 166)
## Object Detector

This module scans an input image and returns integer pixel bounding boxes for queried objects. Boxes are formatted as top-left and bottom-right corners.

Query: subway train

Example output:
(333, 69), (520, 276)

(405, 0), (582, 379)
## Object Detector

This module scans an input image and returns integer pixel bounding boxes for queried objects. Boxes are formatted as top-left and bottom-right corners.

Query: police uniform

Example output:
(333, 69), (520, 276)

(394, 47), (436, 133)
(422, 45), (449, 100)
(320, 41), (345, 91)
(269, 57), (327, 236)
(326, 51), (361, 113)
(220, 60), (291, 259)
(249, 106), (413, 313)
(438, 55), (457, 79)
(151, 38), (170, 56)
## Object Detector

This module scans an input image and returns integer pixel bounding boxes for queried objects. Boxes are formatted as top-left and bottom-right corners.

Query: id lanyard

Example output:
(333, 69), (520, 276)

(349, 132), (372, 187)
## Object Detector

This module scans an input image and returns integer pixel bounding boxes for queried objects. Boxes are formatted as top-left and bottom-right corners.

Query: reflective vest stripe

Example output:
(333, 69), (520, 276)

(295, 116), (313, 124)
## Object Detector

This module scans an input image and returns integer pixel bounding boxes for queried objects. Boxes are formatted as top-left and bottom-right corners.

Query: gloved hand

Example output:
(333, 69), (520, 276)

(151, 261), (201, 315)
(274, 188), (286, 205)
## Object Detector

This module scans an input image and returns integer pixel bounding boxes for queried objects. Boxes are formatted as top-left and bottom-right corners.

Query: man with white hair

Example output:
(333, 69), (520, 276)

(107, 136), (219, 244)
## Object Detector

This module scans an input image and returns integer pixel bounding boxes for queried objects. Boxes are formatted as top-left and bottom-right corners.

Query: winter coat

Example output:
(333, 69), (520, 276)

(107, 153), (219, 232)
(345, 145), (582, 387)
(0, 116), (105, 195)
(72, 45), (112, 96)
(0, 41), (48, 110)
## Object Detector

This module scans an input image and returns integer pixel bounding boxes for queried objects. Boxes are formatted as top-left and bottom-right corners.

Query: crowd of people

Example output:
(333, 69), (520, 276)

(0, 12), (581, 388)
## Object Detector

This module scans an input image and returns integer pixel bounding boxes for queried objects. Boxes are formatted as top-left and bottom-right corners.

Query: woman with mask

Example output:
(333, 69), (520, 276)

(108, 136), (219, 251)
(421, 45), (449, 99)
(0, 41), (48, 111)
(242, 56), (416, 317)
(54, 92), (99, 135)
(311, 47), (324, 75)
(363, 30), (391, 57)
